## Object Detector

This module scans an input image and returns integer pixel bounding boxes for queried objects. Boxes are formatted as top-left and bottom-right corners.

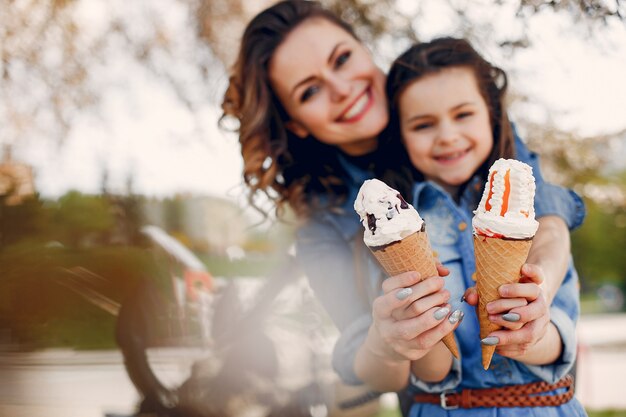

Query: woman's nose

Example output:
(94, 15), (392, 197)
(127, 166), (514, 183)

(327, 74), (351, 101)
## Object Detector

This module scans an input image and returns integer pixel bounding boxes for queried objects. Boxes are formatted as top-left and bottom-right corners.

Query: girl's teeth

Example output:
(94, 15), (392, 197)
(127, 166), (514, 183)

(440, 151), (464, 160)
(343, 94), (368, 120)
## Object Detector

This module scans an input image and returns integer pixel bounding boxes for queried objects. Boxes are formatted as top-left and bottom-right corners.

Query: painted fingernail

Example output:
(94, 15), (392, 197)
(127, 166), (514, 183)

(481, 336), (500, 346)
(502, 313), (521, 322)
(396, 288), (413, 300)
(434, 307), (450, 320)
(448, 310), (464, 324)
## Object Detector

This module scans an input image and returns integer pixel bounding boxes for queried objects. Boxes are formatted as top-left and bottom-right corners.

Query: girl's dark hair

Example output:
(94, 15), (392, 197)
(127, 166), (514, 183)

(380, 37), (515, 200)
(220, 0), (359, 219)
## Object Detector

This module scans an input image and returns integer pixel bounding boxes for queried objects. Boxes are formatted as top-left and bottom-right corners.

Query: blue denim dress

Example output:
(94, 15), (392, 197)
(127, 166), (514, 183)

(295, 137), (586, 416)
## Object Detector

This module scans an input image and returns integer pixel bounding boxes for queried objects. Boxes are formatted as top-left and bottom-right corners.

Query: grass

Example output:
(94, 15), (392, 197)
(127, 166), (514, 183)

(375, 407), (626, 417)
(587, 411), (626, 417)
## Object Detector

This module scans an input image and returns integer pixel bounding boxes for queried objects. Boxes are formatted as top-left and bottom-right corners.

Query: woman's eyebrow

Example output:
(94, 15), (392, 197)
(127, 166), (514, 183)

(290, 42), (346, 97)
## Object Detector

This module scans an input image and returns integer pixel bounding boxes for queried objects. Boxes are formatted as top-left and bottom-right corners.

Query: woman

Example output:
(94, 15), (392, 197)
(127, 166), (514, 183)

(221, 0), (585, 406)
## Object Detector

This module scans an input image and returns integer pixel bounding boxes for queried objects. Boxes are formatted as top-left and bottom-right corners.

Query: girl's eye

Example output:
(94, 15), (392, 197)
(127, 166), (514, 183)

(335, 51), (351, 68)
(456, 111), (473, 119)
(300, 85), (320, 102)
(411, 122), (433, 131)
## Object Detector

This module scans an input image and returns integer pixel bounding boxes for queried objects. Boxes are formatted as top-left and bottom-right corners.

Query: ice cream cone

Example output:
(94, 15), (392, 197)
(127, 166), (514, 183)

(474, 234), (533, 369)
(371, 230), (460, 359)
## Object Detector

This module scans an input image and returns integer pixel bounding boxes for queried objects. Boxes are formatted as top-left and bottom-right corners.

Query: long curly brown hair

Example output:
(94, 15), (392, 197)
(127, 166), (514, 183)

(220, 0), (361, 219)
(379, 37), (516, 200)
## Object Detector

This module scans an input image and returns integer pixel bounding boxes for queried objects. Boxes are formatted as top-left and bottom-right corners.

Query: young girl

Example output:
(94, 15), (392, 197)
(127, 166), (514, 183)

(223, 0), (584, 411)
(381, 37), (586, 416)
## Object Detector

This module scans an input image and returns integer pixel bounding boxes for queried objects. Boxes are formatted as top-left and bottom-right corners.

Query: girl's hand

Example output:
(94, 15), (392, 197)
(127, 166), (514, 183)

(369, 271), (460, 362)
(464, 264), (551, 358)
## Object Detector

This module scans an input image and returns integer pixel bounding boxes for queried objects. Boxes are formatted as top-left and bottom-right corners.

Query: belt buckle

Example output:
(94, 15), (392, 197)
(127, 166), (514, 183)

(440, 390), (459, 410)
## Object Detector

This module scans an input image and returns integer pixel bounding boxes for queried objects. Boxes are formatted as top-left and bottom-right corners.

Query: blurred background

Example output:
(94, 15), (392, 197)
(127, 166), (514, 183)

(1, 0), (625, 416)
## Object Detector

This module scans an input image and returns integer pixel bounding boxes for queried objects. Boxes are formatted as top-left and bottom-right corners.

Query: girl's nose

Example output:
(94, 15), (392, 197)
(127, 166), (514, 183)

(436, 122), (460, 145)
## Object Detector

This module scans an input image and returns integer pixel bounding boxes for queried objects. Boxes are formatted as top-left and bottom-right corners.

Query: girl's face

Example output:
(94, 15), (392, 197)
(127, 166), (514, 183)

(398, 67), (493, 196)
(268, 18), (388, 156)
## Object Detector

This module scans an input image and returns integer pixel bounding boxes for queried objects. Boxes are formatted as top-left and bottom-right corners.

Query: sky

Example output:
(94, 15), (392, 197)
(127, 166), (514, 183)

(8, 0), (626, 201)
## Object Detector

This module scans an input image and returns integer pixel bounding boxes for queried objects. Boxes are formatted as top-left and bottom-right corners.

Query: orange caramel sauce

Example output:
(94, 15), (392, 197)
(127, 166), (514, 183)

(500, 169), (511, 217)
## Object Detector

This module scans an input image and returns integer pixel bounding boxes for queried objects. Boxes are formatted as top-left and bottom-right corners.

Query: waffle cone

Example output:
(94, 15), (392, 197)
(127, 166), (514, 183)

(370, 231), (459, 359)
(473, 235), (533, 369)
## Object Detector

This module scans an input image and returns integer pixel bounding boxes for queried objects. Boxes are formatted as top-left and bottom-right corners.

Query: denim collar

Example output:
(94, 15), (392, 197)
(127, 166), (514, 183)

(412, 176), (484, 214)
(310, 151), (375, 242)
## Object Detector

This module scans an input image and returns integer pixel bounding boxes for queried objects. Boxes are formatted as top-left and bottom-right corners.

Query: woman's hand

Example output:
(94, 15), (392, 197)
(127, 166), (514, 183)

(369, 270), (460, 362)
(464, 263), (551, 358)
(356, 268), (460, 391)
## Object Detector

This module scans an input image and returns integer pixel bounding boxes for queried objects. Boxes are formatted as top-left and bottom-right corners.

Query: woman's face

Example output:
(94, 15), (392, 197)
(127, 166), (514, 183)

(268, 18), (388, 156)
(398, 67), (493, 196)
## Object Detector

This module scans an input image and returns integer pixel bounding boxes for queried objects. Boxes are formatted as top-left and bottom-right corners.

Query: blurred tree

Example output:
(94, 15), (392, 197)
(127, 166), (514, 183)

(53, 191), (114, 247)
(0, 194), (48, 247)
(571, 194), (626, 288)
(2, 0), (624, 148)
(1, 0), (220, 146)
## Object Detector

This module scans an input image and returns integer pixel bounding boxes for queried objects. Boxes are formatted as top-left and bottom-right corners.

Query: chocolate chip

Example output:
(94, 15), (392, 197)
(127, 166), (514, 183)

(397, 193), (409, 209)
(367, 213), (377, 234)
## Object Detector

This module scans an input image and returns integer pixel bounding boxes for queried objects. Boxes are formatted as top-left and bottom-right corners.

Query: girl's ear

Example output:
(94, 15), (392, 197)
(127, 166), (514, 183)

(285, 120), (309, 139)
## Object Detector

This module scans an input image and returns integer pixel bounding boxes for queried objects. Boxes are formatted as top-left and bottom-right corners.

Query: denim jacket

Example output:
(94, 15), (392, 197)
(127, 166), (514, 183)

(401, 181), (586, 416)
(295, 137), (586, 414)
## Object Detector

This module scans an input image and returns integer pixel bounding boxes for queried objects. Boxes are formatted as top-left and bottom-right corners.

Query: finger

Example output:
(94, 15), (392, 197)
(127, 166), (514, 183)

(410, 320), (460, 352)
(486, 298), (527, 314)
(520, 263), (544, 285)
(488, 313), (524, 330)
(375, 276), (445, 318)
(507, 294), (548, 323)
(436, 262), (450, 277)
(393, 290), (450, 321)
(374, 290), (415, 318)
(404, 276), (446, 303)
(382, 271), (422, 294)
(499, 283), (541, 301)
(488, 316), (549, 347)
(463, 287), (478, 306)
(394, 305), (460, 342)
(495, 344), (531, 359)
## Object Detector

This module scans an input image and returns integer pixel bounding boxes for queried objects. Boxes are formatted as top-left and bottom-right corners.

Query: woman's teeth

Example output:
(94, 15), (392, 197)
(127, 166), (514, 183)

(343, 93), (369, 120)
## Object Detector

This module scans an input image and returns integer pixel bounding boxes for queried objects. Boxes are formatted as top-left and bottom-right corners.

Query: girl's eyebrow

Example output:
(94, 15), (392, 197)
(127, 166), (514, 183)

(406, 102), (475, 122)
(290, 42), (347, 98)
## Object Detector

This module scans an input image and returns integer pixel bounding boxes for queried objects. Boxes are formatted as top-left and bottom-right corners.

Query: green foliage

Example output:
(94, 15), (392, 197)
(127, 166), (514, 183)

(53, 191), (114, 247)
(0, 194), (49, 247)
(0, 191), (166, 349)
(572, 197), (626, 289)
(0, 242), (162, 349)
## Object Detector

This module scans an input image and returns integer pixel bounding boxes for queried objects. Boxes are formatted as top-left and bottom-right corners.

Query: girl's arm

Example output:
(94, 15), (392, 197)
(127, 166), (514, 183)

(481, 215), (570, 363)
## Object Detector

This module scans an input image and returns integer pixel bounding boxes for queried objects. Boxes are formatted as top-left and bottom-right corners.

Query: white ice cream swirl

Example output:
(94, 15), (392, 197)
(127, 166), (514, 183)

(354, 179), (424, 247)
(472, 159), (539, 239)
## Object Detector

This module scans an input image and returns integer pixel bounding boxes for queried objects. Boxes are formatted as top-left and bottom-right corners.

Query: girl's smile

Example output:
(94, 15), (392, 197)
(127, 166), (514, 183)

(399, 66), (494, 197)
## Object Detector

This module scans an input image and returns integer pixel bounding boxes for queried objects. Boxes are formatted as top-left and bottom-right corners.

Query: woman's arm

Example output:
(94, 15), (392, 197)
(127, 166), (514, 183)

(354, 271), (456, 391)
(524, 215), (570, 304)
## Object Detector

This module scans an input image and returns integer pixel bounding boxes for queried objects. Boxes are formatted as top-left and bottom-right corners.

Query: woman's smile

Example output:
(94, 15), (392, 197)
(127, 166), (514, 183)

(338, 88), (373, 122)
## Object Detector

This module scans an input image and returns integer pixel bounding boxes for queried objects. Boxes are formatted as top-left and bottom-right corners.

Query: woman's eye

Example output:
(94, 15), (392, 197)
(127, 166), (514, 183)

(456, 111), (473, 119)
(335, 51), (351, 68)
(300, 85), (320, 102)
